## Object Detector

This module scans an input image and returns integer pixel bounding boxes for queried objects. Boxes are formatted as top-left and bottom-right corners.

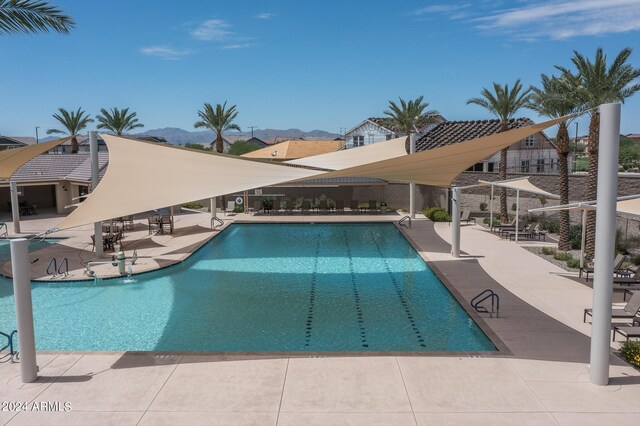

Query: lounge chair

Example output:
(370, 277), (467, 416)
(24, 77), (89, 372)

(225, 200), (235, 216)
(582, 254), (627, 281)
(613, 325), (640, 342)
(491, 218), (516, 233)
(613, 268), (640, 285)
(460, 209), (475, 224)
(507, 224), (534, 241)
(498, 222), (528, 238)
(349, 200), (359, 213)
(368, 200), (377, 214)
(532, 223), (547, 241)
(584, 290), (640, 323)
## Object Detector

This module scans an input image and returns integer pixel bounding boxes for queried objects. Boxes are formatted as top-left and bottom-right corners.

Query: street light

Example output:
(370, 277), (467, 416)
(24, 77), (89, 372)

(35, 126), (39, 144)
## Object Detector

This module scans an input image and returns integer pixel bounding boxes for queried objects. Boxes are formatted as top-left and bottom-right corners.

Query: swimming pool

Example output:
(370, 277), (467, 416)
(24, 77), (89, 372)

(0, 224), (495, 352)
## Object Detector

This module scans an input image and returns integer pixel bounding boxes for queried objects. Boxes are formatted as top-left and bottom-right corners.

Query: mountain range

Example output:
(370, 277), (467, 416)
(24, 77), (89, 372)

(38, 127), (340, 145)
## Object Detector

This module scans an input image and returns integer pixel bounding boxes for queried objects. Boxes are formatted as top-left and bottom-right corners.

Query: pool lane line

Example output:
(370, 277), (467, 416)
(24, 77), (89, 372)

(371, 232), (427, 349)
(304, 239), (321, 347)
(343, 229), (369, 348)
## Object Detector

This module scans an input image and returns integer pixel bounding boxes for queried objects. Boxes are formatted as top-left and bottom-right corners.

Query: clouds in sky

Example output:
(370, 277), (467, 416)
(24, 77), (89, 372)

(255, 12), (276, 20)
(140, 45), (192, 60)
(415, 0), (640, 40)
(190, 19), (231, 41)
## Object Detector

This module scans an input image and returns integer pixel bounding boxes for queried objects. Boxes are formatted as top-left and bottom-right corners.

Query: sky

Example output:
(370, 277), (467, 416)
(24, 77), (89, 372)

(2, 0), (640, 138)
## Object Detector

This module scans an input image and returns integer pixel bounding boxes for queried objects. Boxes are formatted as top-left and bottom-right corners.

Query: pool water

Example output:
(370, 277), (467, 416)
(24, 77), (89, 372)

(0, 224), (495, 352)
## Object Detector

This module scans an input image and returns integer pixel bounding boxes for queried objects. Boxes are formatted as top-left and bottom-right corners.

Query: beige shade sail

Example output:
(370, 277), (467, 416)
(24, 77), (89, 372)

(529, 195), (640, 216)
(55, 135), (322, 230)
(243, 140), (345, 161)
(311, 116), (568, 187)
(477, 177), (560, 199)
(0, 137), (70, 180)
(285, 136), (407, 170)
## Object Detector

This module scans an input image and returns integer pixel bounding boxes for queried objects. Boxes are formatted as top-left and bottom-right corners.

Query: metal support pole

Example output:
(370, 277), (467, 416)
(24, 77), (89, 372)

(409, 133), (416, 219)
(244, 190), (249, 213)
(580, 209), (587, 270)
(9, 181), (20, 234)
(590, 103), (621, 386)
(489, 185), (494, 230)
(210, 197), (217, 220)
(451, 187), (461, 257)
(11, 238), (37, 383)
(515, 190), (520, 243)
(90, 131), (103, 257)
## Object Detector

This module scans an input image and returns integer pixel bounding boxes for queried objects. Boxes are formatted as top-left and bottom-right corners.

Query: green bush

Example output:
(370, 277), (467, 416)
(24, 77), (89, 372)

(432, 210), (451, 222)
(620, 340), (640, 367)
(541, 247), (556, 256)
(182, 201), (203, 209)
(569, 224), (582, 250)
(479, 202), (487, 211)
(566, 258), (580, 269)
(233, 204), (244, 213)
(262, 197), (274, 209)
(539, 217), (560, 234)
(553, 251), (573, 262)
(483, 217), (501, 226)
(423, 207), (441, 220)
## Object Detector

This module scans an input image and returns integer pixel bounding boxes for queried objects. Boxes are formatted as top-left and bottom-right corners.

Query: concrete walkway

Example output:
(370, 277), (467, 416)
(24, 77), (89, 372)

(2, 217), (640, 425)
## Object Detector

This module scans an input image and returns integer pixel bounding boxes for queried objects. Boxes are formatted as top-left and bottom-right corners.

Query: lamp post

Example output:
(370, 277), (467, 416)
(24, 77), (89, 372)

(35, 126), (39, 144)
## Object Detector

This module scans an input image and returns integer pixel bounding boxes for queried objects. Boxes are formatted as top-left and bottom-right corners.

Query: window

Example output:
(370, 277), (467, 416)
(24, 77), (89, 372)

(521, 160), (530, 173)
(536, 159), (545, 173)
(524, 135), (535, 148)
(487, 162), (495, 172)
(353, 135), (364, 147)
(386, 133), (392, 140)
(466, 162), (484, 172)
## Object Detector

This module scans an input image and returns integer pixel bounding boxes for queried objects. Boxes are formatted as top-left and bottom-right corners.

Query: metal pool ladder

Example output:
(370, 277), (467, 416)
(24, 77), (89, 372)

(211, 217), (224, 230)
(46, 257), (69, 278)
(471, 289), (500, 318)
(399, 215), (412, 229)
(0, 330), (17, 356)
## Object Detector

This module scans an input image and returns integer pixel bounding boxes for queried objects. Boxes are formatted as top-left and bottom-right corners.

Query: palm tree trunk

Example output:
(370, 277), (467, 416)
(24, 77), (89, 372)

(498, 121), (509, 223)
(71, 135), (79, 154)
(215, 133), (223, 153)
(584, 112), (600, 258)
(556, 123), (571, 251)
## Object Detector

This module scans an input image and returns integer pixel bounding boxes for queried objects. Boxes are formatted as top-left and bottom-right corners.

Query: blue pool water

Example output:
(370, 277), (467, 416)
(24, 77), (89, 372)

(0, 224), (495, 352)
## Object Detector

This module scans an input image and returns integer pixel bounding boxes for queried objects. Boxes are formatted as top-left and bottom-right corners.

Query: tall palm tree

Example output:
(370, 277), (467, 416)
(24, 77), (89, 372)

(467, 80), (532, 223)
(194, 102), (240, 153)
(46, 107), (93, 153)
(383, 96), (440, 153)
(96, 107), (144, 135)
(0, 0), (74, 34)
(557, 48), (640, 257)
(528, 75), (582, 250)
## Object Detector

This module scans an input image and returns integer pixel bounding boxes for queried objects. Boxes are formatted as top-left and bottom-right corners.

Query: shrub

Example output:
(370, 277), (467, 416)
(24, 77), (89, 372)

(424, 207), (441, 220)
(569, 224), (582, 250)
(233, 204), (244, 213)
(620, 340), (640, 368)
(566, 258), (580, 269)
(432, 210), (451, 222)
(479, 202), (487, 211)
(541, 247), (556, 256)
(539, 217), (560, 234)
(553, 251), (573, 262)
(483, 217), (500, 226)
(182, 201), (203, 209)
(262, 197), (273, 209)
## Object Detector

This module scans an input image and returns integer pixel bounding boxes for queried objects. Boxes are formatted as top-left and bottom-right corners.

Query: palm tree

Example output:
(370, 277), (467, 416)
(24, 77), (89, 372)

(96, 107), (144, 135)
(46, 107), (93, 153)
(557, 48), (640, 257)
(467, 80), (532, 223)
(528, 75), (582, 250)
(0, 0), (74, 35)
(383, 96), (440, 153)
(194, 102), (240, 153)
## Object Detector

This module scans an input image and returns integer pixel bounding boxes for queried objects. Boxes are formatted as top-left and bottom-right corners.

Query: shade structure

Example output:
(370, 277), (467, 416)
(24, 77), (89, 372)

(0, 137), (70, 180)
(312, 116), (568, 186)
(243, 140), (345, 161)
(55, 135), (322, 230)
(285, 136), (407, 170)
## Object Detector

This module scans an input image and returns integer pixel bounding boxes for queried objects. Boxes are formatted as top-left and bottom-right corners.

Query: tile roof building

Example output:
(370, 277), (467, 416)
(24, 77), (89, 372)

(344, 116), (445, 149)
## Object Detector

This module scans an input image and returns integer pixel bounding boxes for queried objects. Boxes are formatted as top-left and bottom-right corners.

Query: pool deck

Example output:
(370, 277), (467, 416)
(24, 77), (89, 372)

(2, 214), (640, 425)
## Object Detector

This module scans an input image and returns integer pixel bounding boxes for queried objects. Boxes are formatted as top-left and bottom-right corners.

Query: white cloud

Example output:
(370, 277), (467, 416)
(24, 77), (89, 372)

(475, 0), (640, 40)
(413, 3), (472, 19)
(140, 45), (192, 60)
(255, 12), (276, 20)
(222, 43), (257, 49)
(190, 19), (231, 41)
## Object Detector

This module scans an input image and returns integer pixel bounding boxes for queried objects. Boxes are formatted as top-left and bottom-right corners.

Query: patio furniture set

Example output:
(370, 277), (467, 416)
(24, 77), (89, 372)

(247, 199), (387, 215)
(490, 219), (548, 241)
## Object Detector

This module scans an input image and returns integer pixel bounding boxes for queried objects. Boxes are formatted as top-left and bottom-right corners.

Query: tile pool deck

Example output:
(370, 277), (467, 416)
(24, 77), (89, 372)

(2, 213), (640, 425)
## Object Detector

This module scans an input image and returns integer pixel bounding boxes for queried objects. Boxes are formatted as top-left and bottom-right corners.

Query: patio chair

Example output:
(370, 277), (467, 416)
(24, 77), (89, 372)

(584, 290), (640, 323)
(121, 215), (134, 231)
(613, 324), (640, 342)
(160, 216), (173, 234)
(225, 200), (236, 216)
(507, 224), (534, 241)
(368, 200), (377, 213)
(148, 215), (160, 235)
(349, 200), (359, 213)
(582, 254), (627, 281)
(498, 221), (528, 238)
(460, 209), (475, 224)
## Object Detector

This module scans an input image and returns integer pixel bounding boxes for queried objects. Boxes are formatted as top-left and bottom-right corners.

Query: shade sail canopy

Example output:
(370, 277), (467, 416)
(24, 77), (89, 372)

(285, 136), (407, 170)
(55, 135), (322, 230)
(0, 137), (69, 180)
(243, 140), (345, 161)
(477, 177), (560, 199)
(529, 195), (640, 216)
(312, 116), (568, 187)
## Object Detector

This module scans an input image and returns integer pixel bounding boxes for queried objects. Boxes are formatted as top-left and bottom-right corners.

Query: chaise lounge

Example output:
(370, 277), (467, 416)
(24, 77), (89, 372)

(583, 291), (640, 323)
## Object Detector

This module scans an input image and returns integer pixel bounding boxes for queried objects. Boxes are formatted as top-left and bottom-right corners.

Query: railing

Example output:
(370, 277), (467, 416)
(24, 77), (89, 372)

(471, 289), (500, 318)
(0, 330), (17, 356)
(399, 215), (412, 229)
(211, 217), (224, 230)
(57, 258), (69, 277)
(0, 223), (7, 238)
(46, 258), (57, 277)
